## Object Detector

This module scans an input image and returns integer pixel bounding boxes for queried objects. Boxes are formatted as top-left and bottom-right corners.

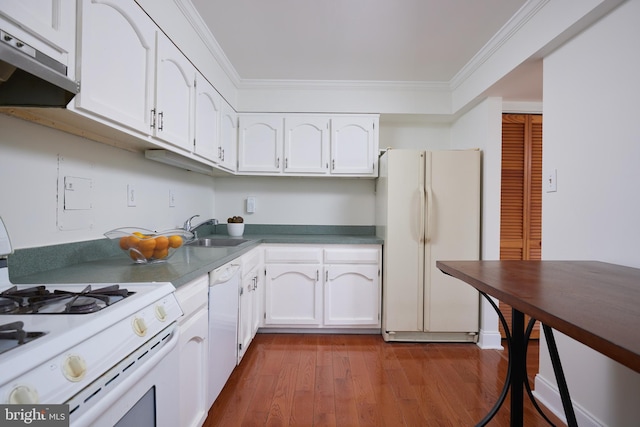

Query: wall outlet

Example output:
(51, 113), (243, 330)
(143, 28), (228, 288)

(127, 184), (136, 207)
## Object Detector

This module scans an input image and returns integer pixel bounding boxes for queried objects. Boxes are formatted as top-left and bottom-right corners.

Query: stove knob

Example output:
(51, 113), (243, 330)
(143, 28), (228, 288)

(155, 304), (168, 321)
(8, 385), (39, 404)
(133, 316), (148, 336)
(62, 354), (87, 382)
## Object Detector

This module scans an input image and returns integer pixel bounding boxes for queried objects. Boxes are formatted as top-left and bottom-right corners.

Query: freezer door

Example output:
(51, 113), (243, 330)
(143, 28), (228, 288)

(379, 150), (426, 332)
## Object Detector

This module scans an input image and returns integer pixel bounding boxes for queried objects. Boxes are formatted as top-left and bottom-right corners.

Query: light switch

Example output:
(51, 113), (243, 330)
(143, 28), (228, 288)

(546, 169), (557, 193)
(246, 196), (256, 213)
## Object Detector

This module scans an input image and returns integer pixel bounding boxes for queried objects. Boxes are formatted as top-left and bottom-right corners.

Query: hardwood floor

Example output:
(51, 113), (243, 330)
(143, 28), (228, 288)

(204, 333), (565, 427)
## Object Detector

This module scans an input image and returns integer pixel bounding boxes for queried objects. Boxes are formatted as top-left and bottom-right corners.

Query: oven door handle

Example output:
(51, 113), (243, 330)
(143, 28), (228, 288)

(69, 323), (180, 427)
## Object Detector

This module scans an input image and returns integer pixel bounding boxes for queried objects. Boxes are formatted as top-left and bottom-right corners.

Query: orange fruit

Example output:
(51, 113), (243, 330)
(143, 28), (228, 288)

(127, 235), (141, 249)
(119, 237), (130, 250)
(133, 231), (145, 238)
(153, 247), (169, 259)
(129, 249), (145, 262)
(138, 238), (156, 252)
(154, 236), (169, 251)
(140, 248), (154, 259)
(168, 235), (183, 248)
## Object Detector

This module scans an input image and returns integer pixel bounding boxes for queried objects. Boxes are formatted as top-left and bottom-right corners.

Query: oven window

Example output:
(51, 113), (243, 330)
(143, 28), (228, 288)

(114, 386), (156, 427)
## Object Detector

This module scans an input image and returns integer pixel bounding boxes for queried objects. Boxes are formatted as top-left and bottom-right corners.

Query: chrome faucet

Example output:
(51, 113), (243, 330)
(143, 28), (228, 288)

(183, 215), (219, 239)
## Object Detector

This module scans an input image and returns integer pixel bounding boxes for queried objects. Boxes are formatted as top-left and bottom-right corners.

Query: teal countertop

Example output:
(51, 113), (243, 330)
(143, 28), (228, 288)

(8, 228), (383, 290)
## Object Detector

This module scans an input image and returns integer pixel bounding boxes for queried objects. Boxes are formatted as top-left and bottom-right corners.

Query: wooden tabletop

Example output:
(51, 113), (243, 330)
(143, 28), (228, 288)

(436, 260), (640, 373)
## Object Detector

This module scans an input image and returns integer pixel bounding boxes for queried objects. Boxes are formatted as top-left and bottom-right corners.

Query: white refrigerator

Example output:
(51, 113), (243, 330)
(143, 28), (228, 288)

(375, 149), (481, 342)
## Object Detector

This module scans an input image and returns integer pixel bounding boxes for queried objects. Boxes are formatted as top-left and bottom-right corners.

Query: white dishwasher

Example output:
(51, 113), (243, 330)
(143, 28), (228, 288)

(207, 261), (241, 408)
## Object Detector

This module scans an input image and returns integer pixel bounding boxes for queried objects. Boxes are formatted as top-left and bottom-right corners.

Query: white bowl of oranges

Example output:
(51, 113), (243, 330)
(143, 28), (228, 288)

(105, 227), (194, 264)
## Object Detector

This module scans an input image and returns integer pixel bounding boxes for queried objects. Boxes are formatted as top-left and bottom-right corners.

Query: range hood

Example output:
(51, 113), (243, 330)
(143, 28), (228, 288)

(0, 28), (78, 107)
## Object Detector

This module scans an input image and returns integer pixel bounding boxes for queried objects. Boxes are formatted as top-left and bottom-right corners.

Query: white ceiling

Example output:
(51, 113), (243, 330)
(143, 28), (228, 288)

(190, 0), (533, 87)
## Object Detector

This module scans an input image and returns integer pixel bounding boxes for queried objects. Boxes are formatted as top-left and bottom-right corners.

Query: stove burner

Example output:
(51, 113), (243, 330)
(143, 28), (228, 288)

(0, 284), (134, 314)
(0, 320), (47, 355)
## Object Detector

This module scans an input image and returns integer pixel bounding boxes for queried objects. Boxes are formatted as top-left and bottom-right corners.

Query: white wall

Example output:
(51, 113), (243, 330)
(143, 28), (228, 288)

(0, 115), (216, 249)
(537, 1), (640, 425)
(451, 97), (504, 349)
(213, 176), (375, 226)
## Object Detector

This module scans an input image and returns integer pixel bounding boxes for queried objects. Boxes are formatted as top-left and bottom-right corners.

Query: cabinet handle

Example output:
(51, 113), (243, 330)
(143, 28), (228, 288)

(276, 157), (280, 168)
(332, 159), (335, 170)
(221, 148), (225, 161)
(218, 146), (222, 159)
(285, 158), (288, 168)
(150, 108), (156, 129)
(325, 270), (328, 281)
(316, 270), (319, 281)
(158, 112), (164, 131)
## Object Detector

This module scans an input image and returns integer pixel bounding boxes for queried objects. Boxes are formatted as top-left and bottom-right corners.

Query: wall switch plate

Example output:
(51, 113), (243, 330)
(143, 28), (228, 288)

(546, 169), (557, 192)
(246, 196), (256, 213)
(127, 184), (136, 207)
(169, 189), (176, 207)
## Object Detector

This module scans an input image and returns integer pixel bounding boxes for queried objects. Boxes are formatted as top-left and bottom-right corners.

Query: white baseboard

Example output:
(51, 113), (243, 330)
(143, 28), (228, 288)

(477, 329), (503, 349)
(533, 374), (605, 427)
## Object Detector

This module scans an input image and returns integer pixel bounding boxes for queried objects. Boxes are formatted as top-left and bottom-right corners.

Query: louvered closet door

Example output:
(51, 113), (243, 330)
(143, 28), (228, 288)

(499, 114), (542, 338)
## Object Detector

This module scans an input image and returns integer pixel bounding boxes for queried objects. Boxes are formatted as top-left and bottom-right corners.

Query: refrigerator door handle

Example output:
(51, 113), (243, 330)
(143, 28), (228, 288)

(419, 184), (426, 243)
(425, 185), (433, 242)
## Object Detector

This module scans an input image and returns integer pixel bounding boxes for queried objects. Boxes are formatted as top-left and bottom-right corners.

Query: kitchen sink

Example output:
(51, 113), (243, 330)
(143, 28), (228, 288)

(187, 238), (250, 248)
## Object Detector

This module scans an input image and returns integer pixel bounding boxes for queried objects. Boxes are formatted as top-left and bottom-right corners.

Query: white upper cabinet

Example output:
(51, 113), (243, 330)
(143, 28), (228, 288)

(74, 0), (156, 133)
(74, 0), (197, 153)
(330, 116), (379, 176)
(238, 115), (283, 173)
(194, 74), (222, 162)
(284, 116), (330, 174)
(238, 114), (379, 177)
(154, 33), (196, 151)
(218, 101), (238, 172)
(0, 0), (76, 75)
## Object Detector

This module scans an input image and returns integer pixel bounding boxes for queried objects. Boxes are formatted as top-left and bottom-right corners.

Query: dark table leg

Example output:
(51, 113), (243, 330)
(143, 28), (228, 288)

(511, 309), (525, 427)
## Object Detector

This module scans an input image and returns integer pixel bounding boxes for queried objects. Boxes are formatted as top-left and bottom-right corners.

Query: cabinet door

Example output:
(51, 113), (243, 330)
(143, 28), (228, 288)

(75, 0), (156, 133)
(330, 116), (378, 176)
(324, 265), (380, 326)
(265, 264), (321, 325)
(194, 74), (221, 162)
(154, 33), (196, 151)
(237, 272), (254, 363)
(219, 101), (238, 171)
(284, 116), (330, 174)
(0, 0), (76, 69)
(178, 308), (208, 427)
(238, 115), (283, 173)
(251, 267), (263, 335)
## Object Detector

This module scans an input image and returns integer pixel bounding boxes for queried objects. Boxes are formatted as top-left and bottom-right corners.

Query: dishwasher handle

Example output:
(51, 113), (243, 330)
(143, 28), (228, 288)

(210, 264), (240, 285)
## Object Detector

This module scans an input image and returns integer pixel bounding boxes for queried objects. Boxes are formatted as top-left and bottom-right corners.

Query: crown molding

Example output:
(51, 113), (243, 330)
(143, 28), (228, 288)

(237, 79), (450, 92)
(450, 0), (549, 90)
(173, 0), (242, 87)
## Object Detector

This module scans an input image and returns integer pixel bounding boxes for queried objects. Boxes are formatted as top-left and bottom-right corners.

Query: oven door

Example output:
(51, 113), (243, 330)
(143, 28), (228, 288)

(71, 323), (180, 427)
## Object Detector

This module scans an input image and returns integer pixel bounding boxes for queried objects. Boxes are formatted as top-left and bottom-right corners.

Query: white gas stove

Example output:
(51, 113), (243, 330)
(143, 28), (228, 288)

(0, 217), (183, 426)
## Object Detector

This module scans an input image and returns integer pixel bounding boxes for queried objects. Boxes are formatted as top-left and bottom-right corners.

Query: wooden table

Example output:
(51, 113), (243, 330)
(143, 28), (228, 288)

(436, 260), (640, 426)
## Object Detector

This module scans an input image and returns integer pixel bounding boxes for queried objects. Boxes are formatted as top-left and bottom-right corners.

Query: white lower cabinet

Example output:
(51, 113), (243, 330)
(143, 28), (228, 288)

(265, 263), (323, 325)
(237, 248), (263, 363)
(175, 275), (209, 427)
(263, 244), (381, 329)
(324, 264), (380, 326)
